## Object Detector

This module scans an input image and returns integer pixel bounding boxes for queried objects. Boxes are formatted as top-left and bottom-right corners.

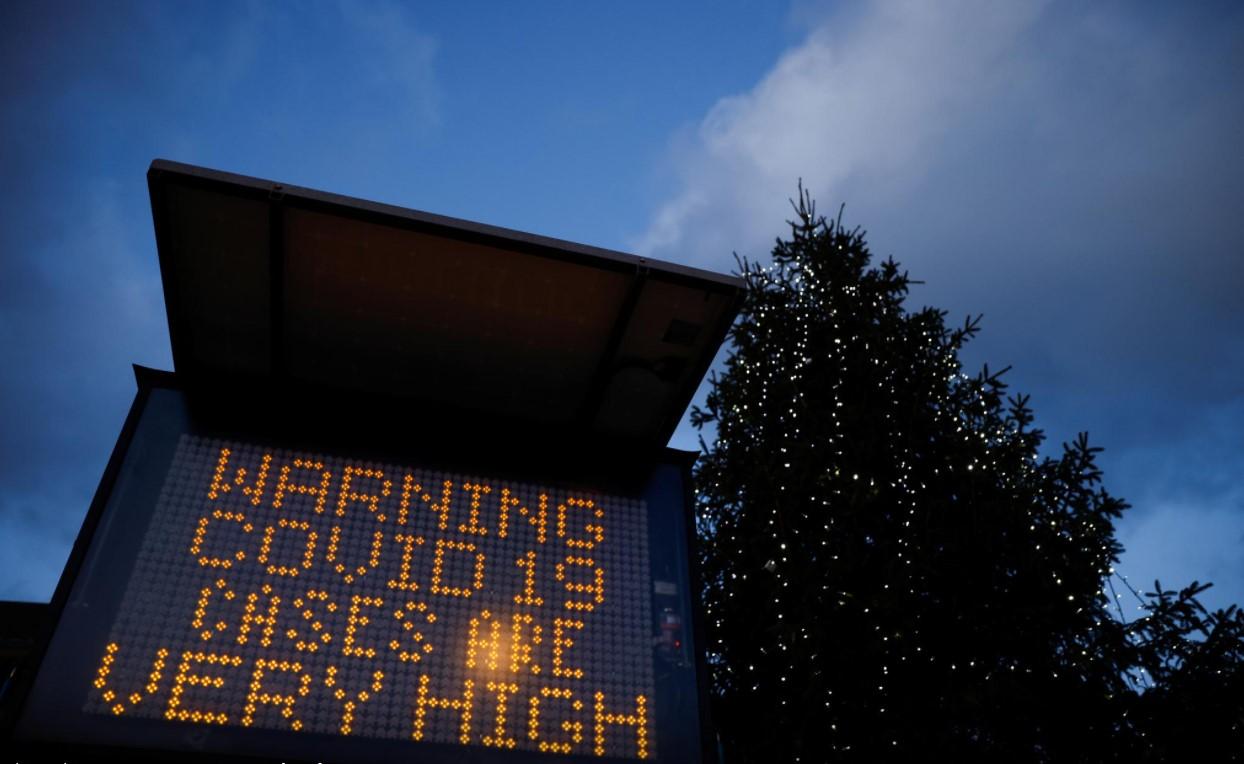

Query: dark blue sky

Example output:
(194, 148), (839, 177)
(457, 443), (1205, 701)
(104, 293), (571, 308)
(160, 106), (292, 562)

(2, 1), (1242, 615)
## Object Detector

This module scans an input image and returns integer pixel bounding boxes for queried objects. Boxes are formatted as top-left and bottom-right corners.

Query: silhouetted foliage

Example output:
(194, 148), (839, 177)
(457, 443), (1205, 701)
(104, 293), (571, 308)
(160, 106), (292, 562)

(692, 188), (1244, 762)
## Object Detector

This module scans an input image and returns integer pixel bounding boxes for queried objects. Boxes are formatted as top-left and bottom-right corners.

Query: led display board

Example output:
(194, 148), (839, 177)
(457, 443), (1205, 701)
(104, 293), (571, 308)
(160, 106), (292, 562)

(9, 380), (709, 763)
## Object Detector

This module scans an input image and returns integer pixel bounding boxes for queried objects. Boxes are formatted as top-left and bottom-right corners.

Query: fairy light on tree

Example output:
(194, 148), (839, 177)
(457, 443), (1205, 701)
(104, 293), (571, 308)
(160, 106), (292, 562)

(692, 187), (1244, 762)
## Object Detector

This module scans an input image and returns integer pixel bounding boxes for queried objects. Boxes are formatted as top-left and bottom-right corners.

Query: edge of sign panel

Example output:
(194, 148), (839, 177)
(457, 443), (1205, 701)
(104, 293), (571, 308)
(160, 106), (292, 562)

(145, 160), (744, 450)
(3, 369), (717, 764)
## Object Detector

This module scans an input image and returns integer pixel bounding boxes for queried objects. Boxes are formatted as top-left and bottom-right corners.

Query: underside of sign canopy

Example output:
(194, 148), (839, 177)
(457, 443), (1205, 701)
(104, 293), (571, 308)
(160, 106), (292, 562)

(147, 160), (742, 449)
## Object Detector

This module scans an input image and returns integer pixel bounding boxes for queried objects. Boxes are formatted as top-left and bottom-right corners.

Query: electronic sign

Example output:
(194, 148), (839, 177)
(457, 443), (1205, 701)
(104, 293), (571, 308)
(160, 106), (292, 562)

(7, 160), (736, 763)
(9, 383), (708, 763)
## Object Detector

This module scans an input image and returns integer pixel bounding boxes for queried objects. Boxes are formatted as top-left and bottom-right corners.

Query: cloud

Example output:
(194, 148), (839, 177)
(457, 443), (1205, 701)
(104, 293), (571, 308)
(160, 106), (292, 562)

(643, 1), (1244, 606)
(638, 1), (1244, 402)
(635, 0), (1046, 264)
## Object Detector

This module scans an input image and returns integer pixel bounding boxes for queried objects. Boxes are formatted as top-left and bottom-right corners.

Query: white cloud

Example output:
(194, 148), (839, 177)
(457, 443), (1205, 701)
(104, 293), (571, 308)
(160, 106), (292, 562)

(635, 0), (1046, 266)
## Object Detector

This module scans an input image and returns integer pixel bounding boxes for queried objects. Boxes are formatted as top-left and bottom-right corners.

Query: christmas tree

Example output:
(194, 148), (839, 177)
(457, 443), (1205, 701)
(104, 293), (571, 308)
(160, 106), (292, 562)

(692, 189), (1244, 762)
